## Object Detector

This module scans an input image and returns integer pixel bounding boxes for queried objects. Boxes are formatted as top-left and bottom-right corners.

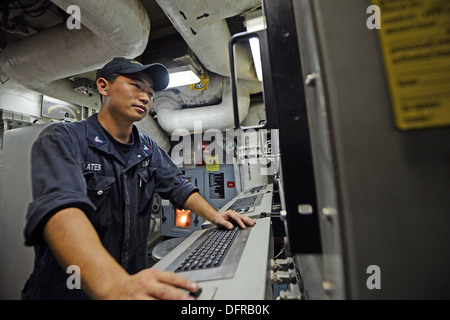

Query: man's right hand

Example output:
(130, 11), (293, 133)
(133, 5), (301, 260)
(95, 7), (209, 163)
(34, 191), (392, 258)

(110, 268), (199, 300)
(44, 208), (199, 300)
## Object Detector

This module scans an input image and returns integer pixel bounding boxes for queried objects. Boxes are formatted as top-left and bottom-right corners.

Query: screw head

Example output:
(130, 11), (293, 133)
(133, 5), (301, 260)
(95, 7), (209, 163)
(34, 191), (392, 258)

(305, 73), (318, 86)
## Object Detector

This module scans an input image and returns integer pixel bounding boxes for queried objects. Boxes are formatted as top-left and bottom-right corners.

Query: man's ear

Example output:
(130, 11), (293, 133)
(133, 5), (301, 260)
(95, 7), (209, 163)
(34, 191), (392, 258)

(97, 78), (109, 97)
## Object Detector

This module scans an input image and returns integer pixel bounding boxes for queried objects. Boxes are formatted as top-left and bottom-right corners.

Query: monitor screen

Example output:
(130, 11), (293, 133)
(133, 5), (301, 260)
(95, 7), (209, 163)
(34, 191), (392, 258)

(175, 209), (191, 228)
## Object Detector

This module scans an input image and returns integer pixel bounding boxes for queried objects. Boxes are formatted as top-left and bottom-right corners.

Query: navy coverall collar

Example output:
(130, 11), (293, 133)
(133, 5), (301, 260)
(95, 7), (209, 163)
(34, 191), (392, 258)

(85, 114), (151, 169)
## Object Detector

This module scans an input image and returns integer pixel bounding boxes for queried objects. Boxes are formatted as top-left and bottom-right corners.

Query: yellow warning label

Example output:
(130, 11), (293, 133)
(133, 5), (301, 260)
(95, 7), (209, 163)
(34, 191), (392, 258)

(205, 155), (220, 172)
(190, 72), (209, 91)
(372, 0), (450, 130)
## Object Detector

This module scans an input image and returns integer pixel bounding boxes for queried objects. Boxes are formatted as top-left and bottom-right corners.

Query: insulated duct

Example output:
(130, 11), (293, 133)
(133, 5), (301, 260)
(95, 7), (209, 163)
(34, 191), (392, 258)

(0, 0), (150, 109)
(152, 0), (263, 133)
(153, 74), (261, 134)
(0, 0), (171, 150)
(154, 0), (260, 81)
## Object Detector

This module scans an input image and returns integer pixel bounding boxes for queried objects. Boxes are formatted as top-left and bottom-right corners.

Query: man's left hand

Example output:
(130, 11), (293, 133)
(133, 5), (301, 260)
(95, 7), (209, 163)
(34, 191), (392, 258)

(213, 210), (256, 230)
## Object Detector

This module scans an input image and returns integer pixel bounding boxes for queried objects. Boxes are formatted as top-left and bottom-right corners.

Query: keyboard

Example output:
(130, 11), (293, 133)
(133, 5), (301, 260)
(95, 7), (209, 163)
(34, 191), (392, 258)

(175, 227), (240, 272)
(153, 217), (273, 300)
(247, 185), (264, 193)
(164, 226), (252, 282)
(228, 195), (262, 210)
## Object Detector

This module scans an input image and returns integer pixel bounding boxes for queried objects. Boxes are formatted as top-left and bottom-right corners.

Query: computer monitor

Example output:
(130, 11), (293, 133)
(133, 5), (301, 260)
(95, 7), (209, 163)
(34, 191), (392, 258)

(160, 202), (205, 238)
(161, 165), (237, 237)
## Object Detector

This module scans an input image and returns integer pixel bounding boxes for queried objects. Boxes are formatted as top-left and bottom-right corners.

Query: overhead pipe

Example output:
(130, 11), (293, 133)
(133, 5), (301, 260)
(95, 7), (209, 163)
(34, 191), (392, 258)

(0, 0), (150, 109)
(0, 0), (171, 150)
(152, 0), (262, 132)
(154, 0), (260, 81)
(153, 75), (261, 134)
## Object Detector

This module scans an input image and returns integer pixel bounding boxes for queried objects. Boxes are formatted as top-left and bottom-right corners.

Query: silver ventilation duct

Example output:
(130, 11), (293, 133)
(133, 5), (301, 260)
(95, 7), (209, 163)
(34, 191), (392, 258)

(0, 0), (150, 109)
(154, 0), (261, 81)
(0, 0), (171, 150)
(152, 0), (263, 134)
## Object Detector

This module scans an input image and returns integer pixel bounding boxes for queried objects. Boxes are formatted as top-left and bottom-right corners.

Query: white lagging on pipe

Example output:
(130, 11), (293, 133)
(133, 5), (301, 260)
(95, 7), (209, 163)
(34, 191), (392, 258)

(153, 75), (262, 134)
(0, 0), (150, 109)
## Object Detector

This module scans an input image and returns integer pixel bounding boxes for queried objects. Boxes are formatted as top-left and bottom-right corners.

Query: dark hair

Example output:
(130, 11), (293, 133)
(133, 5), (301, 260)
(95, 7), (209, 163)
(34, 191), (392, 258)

(97, 73), (120, 104)
(100, 73), (120, 83)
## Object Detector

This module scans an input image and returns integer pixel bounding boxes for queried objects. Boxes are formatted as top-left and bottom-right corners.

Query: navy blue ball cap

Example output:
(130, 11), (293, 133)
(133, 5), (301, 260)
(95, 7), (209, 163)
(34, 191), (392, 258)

(97, 57), (170, 91)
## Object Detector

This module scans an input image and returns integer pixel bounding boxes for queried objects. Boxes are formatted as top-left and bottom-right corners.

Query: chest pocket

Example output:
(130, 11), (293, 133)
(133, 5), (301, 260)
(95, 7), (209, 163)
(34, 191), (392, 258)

(137, 167), (156, 215)
(85, 173), (116, 228)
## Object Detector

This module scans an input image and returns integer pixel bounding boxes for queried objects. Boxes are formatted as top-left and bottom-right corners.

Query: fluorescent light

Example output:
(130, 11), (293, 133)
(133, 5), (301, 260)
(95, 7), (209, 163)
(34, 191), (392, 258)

(167, 65), (201, 88)
(245, 15), (266, 82)
(249, 37), (263, 82)
(245, 15), (266, 32)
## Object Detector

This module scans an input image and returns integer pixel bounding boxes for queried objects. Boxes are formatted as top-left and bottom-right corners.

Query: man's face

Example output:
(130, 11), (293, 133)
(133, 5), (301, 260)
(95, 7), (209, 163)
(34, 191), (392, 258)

(103, 71), (156, 123)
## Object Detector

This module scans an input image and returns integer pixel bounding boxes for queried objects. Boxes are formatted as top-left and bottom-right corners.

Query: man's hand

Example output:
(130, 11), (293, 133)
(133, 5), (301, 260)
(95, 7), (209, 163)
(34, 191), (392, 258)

(183, 192), (256, 230)
(213, 210), (256, 230)
(110, 268), (199, 300)
(44, 208), (199, 300)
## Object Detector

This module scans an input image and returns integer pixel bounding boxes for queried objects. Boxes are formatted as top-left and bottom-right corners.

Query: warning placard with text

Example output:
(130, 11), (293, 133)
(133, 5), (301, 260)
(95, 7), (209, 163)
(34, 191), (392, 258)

(372, 0), (450, 130)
